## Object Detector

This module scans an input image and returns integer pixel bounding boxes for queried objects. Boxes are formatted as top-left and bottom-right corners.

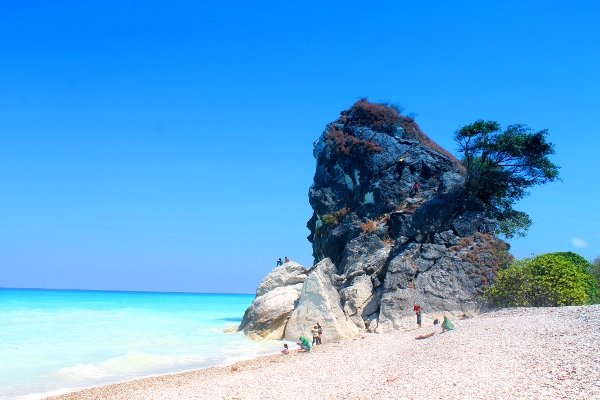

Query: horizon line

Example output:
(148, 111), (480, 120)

(0, 286), (254, 296)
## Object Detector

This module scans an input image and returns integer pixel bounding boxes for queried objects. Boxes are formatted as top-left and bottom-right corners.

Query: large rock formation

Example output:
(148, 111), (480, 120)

(240, 100), (510, 340)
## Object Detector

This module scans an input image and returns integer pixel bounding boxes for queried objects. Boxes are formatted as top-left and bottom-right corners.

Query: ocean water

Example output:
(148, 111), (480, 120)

(0, 288), (283, 399)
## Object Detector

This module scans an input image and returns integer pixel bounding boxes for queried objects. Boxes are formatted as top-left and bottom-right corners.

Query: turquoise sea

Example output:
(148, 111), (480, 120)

(0, 288), (282, 399)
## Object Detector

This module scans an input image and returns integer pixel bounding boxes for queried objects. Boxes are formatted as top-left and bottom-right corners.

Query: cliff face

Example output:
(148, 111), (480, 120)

(240, 100), (509, 340)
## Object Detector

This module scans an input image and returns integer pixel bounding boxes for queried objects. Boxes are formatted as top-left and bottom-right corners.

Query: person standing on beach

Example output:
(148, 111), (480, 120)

(317, 322), (322, 345)
(413, 303), (422, 328)
(311, 324), (320, 345)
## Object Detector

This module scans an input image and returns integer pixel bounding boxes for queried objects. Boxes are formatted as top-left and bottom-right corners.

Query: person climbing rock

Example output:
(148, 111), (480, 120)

(411, 181), (420, 196)
(396, 157), (405, 175)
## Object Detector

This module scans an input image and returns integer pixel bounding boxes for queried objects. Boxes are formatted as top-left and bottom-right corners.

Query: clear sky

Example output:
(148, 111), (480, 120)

(1, 1), (599, 293)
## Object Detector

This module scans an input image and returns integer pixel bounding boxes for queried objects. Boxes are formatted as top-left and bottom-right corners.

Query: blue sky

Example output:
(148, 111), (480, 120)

(1, 1), (599, 293)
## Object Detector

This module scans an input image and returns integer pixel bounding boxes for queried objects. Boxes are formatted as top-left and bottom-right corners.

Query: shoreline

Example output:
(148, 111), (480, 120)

(46, 306), (600, 400)
(25, 351), (282, 400)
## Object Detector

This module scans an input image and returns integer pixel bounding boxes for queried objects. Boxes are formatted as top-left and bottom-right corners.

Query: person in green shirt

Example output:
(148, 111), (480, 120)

(297, 336), (311, 351)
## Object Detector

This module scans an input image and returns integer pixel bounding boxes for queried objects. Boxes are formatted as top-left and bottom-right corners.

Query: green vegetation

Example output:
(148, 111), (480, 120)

(593, 257), (600, 288)
(321, 213), (339, 226)
(484, 252), (600, 307)
(455, 120), (560, 238)
(320, 207), (350, 227)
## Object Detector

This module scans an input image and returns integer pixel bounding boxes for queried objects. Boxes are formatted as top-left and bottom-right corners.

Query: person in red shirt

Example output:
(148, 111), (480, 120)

(413, 303), (422, 328)
(411, 181), (420, 196)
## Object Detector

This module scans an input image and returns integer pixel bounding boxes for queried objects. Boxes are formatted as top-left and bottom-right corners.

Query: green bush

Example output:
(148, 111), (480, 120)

(321, 213), (339, 226)
(484, 252), (599, 307)
(593, 257), (600, 288)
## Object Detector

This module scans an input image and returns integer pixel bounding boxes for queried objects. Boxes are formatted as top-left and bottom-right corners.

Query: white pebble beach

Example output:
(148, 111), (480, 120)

(47, 305), (600, 400)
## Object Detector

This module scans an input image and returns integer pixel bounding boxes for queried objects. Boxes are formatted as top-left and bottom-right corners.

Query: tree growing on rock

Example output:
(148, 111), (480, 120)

(455, 120), (560, 238)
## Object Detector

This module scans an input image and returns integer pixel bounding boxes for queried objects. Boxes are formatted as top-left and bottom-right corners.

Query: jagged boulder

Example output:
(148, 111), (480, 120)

(305, 100), (510, 332)
(284, 259), (360, 341)
(339, 274), (375, 330)
(238, 262), (307, 340)
(255, 261), (306, 297)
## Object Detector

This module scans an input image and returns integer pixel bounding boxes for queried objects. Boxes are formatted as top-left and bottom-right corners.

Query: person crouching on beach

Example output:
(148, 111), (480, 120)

(281, 343), (289, 355)
(297, 336), (311, 351)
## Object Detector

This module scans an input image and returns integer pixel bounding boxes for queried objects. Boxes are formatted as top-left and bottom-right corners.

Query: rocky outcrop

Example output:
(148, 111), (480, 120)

(284, 259), (360, 340)
(238, 262), (307, 340)
(240, 100), (510, 340)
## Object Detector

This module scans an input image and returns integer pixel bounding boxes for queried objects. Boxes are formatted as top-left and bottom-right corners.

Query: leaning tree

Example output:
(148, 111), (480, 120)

(455, 120), (560, 238)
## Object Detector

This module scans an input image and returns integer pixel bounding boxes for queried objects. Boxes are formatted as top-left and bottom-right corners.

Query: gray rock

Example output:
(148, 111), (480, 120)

(434, 230), (460, 246)
(255, 261), (307, 297)
(238, 262), (308, 340)
(284, 259), (360, 341)
(338, 234), (391, 276)
(440, 171), (465, 193)
(420, 244), (446, 260)
(239, 284), (303, 340)
(340, 275), (374, 317)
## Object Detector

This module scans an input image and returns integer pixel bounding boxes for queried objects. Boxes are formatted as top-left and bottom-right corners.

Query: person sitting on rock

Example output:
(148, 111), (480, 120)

(276, 258), (283, 266)
(297, 336), (311, 352)
(284, 256), (290, 263)
(281, 343), (289, 355)
(311, 324), (320, 345)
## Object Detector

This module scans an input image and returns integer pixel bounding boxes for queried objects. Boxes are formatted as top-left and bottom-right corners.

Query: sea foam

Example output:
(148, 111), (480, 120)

(0, 289), (280, 399)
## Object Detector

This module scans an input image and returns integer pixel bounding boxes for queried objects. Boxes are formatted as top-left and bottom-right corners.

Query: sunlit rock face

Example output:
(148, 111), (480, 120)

(241, 100), (509, 339)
